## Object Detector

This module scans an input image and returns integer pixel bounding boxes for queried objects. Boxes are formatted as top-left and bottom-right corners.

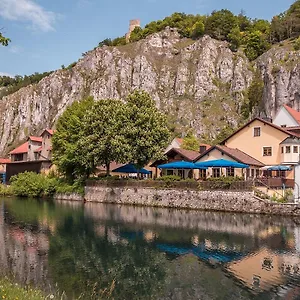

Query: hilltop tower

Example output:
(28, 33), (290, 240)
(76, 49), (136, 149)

(126, 19), (141, 43)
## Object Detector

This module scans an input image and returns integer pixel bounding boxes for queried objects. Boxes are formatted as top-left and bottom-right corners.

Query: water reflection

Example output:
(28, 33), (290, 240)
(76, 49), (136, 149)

(1, 198), (300, 299)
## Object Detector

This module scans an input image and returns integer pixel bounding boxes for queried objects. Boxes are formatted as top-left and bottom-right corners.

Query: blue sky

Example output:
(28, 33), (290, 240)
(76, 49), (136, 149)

(0, 0), (295, 76)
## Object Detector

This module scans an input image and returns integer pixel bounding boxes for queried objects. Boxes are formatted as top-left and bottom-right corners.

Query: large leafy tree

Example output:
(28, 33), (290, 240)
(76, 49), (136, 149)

(125, 90), (170, 172)
(205, 9), (238, 40)
(52, 97), (95, 181)
(82, 99), (132, 176)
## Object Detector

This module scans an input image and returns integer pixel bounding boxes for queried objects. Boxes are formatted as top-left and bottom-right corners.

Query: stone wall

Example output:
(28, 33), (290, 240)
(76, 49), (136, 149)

(54, 193), (84, 202)
(84, 185), (300, 216)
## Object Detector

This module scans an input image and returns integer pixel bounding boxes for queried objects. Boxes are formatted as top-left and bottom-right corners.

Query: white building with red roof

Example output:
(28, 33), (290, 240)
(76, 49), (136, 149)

(9, 129), (55, 162)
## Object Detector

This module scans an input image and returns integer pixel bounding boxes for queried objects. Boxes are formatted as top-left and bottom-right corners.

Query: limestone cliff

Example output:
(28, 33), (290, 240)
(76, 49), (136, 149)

(0, 28), (299, 155)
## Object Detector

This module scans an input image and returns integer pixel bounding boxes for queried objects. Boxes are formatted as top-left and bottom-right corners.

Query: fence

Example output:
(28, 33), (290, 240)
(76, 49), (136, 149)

(86, 179), (253, 191)
(254, 178), (294, 189)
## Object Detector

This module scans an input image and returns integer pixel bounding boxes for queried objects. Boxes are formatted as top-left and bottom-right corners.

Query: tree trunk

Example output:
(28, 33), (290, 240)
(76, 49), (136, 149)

(106, 162), (110, 177)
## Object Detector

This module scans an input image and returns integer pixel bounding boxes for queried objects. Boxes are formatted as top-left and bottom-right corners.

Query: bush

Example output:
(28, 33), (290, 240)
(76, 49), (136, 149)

(156, 175), (182, 181)
(206, 176), (244, 189)
(294, 37), (300, 51)
(0, 184), (13, 196)
(10, 172), (85, 198)
(10, 172), (47, 198)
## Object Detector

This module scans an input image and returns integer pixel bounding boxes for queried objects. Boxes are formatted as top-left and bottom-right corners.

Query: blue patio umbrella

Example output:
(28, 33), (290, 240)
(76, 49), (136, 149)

(158, 161), (207, 170)
(267, 165), (291, 171)
(195, 159), (249, 169)
(112, 163), (151, 174)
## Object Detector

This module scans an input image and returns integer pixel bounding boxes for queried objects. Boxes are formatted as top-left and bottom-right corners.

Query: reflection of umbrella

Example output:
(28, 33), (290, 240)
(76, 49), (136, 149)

(158, 161), (207, 170)
(112, 163), (151, 174)
(267, 165), (291, 171)
(195, 159), (249, 169)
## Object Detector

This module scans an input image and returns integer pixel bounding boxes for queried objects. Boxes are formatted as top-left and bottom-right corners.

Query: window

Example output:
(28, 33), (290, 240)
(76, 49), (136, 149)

(251, 169), (255, 178)
(14, 153), (24, 162)
(281, 125), (287, 128)
(226, 167), (234, 177)
(256, 169), (260, 178)
(178, 169), (184, 179)
(253, 127), (261, 137)
(286, 146), (291, 154)
(199, 146), (207, 154)
(199, 169), (206, 180)
(166, 170), (173, 176)
(294, 146), (298, 153)
(281, 147), (284, 154)
(263, 147), (272, 156)
(212, 168), (221, 178)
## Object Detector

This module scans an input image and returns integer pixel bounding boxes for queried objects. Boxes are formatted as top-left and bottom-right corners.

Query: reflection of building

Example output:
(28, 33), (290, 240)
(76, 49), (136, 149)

(226, 248), (300, 294)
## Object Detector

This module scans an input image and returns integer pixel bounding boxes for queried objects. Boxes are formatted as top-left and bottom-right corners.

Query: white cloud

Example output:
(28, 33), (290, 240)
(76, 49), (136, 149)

(0, 0), (57, 32)
(0, 72), (14, 77)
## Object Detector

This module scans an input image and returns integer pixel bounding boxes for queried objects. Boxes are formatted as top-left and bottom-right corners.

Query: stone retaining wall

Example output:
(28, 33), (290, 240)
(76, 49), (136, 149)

(54, 193), (84, 202)
(84, 185), (300, 216)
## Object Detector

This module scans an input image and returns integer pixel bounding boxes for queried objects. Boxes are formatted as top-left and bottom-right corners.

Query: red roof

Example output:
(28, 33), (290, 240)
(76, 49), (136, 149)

(284, 104), (300, 125)
(0, 158), (10, 164)
(28, 136), (42, 143)
(41, 129), (55, 136)
(9, 142), (29, 155)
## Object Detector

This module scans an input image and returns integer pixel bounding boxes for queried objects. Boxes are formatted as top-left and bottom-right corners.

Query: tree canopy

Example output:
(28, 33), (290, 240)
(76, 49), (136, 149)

(98, 1), (300, 61)
(52, 97), (95, 182)
(52, 91), (170, 180)
(181, 132), (200, 151)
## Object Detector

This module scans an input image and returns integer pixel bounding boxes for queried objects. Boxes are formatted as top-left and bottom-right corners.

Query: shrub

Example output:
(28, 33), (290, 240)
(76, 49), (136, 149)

(0, 184), (13, 196)
(10, 172), (47, 198)
(156, 175), (181, 181)
(9, 172), (85, 198)
(294, 37), (300, 51)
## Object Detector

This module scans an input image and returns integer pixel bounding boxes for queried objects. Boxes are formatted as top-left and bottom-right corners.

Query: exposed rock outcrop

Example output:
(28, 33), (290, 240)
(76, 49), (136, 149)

(1, 28), (300, 155)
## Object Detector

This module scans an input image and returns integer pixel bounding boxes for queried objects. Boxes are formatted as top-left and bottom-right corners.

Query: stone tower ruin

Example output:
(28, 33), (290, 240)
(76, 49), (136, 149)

(126, 19), (141, 43)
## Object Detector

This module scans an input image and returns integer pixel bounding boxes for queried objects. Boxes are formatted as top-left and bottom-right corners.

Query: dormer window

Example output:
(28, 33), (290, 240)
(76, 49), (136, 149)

(281, 125), (287, 128)
(254, 127), (261, 137)
(294, 146), (298, 153)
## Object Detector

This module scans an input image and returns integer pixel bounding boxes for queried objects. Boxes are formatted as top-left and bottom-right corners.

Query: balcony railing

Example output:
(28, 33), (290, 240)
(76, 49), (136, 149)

(255, 178), (294, 189)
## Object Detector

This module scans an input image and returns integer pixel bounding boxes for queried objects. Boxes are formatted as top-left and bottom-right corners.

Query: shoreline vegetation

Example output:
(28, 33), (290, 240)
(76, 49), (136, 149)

(0, 277), (49, 300)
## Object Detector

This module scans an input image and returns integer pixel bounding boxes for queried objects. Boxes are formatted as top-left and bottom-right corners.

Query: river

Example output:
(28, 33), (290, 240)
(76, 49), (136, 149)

(1, 197), (300, 299)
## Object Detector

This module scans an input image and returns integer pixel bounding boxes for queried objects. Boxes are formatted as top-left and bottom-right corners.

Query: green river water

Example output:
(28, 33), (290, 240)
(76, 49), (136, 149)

(1, 197), (300, 299)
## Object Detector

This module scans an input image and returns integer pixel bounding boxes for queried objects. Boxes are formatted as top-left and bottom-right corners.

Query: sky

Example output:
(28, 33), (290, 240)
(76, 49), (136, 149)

(0, 0), (295, 77)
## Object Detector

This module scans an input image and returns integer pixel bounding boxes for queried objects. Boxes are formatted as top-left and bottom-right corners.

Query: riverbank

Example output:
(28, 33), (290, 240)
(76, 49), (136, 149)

(82, 182), (300, 217)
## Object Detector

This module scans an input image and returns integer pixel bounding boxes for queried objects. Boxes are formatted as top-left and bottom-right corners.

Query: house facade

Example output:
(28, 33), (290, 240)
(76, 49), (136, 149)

(195, 145), (264, 179)
(221, 118), (300, 173)
(9, 129), (54, 162)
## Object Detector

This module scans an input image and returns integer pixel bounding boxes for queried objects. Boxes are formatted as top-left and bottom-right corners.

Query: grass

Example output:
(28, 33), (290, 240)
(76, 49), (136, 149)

(0, 277), (46, 300)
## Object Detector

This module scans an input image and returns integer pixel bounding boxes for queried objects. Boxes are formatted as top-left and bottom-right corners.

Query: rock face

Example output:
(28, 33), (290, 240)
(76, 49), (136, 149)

(0, 27), (299, 155)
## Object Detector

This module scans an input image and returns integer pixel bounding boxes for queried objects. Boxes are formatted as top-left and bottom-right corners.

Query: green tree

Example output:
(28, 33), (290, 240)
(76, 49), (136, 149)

(0, 32), (10, 46)
(181, 133), (199, 151)
(82, 99), (132, 176)
(205, 9), (238, 40)
(243, 30), (270, 60)
(190, 20), (205, 39)
(228, 26), (242, 51)
(125, 91), (170, 173)
(52, 97), (95, 182)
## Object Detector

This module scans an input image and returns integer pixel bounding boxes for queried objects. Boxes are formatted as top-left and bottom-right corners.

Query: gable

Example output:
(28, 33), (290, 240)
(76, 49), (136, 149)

(273, 106), (299, 127)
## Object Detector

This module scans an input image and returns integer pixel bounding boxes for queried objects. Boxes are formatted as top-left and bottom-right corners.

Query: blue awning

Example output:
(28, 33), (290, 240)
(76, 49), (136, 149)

(195, 159), (249, 169)
(112, 163), (151, 174)
(267, 165), (292, 171)
(158, 161), (207, 170)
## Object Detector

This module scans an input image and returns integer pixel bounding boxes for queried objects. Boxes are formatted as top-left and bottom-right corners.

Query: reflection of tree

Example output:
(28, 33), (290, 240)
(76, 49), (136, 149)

(48, 215), (167, 299)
